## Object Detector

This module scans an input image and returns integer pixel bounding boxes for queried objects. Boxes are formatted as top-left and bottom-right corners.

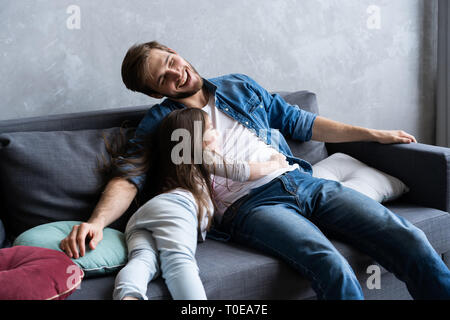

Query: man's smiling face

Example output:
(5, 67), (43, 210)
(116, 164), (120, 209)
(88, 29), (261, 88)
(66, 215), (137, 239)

(146, 49), (203, 100)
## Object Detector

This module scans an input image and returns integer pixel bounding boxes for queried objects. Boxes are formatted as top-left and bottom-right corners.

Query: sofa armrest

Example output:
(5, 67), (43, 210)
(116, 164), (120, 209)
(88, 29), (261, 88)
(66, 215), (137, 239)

(325, 142), (450, 212)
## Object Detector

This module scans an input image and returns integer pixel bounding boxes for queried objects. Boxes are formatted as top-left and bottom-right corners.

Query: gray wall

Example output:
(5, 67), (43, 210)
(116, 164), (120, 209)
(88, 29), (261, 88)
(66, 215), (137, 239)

(0, 0), (438, 144)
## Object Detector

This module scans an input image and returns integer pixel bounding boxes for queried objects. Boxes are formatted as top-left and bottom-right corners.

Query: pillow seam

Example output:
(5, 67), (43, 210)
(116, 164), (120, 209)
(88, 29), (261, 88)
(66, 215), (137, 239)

(46, 268), (85, 300)
(81, 263), (126, 272)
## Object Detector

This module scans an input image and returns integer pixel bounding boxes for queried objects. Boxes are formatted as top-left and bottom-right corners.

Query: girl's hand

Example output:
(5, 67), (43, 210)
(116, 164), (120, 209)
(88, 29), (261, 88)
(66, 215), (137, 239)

(269, 153), (289, 169)
(247, 153), (290, 180)
(203, 128), (219, 152)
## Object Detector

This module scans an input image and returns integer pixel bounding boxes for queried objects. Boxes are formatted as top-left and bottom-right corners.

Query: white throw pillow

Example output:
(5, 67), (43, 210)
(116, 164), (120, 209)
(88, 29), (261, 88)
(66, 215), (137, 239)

(312, 153), (409, 203)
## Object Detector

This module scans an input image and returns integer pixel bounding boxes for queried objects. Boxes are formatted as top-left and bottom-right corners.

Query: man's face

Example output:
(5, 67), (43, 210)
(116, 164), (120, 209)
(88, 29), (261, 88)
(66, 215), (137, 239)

(146, 49), (203, 99)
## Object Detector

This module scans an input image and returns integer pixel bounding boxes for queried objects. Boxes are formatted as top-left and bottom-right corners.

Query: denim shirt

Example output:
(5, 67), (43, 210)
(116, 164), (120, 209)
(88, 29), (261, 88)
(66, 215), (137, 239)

(125, 73), (317, 192)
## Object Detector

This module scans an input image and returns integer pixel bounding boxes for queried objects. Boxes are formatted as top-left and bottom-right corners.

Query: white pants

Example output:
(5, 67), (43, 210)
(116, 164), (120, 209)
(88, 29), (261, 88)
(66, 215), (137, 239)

(113, 189), (207, 300)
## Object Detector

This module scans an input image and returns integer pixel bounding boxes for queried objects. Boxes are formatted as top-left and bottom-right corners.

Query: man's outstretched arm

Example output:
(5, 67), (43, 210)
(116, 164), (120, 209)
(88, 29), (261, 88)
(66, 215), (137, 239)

(238, 74), (416, 145)
(59, 177), (137, 259)
(311, 116), (417, 144)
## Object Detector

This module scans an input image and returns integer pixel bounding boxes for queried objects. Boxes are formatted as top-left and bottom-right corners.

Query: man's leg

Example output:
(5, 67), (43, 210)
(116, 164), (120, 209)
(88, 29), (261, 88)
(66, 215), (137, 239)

(293, 172), (450, 299)
(227, 178), (363, 299)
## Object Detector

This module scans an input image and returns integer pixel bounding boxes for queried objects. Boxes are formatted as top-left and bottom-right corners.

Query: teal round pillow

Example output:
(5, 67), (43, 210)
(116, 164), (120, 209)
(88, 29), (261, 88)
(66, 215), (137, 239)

(13, 221), (127, 278)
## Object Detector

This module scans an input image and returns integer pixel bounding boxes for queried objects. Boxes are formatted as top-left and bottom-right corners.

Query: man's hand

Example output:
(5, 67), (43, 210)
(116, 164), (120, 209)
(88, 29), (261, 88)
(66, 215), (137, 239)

(372, 129), (417, 144)
(59, 221), (104, 259)
(59, 177), (137, 259)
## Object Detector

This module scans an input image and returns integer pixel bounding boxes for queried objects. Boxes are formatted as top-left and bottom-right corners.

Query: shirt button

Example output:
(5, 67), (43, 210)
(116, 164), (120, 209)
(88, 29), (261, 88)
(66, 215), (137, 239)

(245, 121), (249, 125)
(260, 105), (264, 108)
(225, 108), (229, 111)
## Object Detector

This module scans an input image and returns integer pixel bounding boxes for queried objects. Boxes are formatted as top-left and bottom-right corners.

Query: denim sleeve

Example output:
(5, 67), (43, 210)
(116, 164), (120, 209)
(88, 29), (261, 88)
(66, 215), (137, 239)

(118, 108), (161, 192)
(236, 74), (317, 142)
(118, 137), (147, 193)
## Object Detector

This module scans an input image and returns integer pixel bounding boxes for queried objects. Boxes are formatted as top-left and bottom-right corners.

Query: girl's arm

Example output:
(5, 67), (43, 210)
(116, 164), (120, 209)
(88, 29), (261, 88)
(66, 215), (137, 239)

(248, 153), (289, 180)
(203, 150), (289, 182)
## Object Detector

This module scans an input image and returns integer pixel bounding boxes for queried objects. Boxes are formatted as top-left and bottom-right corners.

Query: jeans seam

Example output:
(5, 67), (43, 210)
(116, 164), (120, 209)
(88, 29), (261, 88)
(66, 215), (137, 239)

(279, 176), (306, 213)
(310, 215), (409, 286)
(234, 230), (326, 298)
(278, 176), (297, 196)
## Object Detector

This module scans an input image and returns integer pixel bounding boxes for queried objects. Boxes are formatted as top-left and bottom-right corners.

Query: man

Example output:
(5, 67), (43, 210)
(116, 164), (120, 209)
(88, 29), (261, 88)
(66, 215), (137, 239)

(60, 41), (450, 299)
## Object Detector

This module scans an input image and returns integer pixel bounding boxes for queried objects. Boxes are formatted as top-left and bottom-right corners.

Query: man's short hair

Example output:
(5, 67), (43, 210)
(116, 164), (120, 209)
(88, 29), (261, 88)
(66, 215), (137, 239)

(121, 41), (171, 96)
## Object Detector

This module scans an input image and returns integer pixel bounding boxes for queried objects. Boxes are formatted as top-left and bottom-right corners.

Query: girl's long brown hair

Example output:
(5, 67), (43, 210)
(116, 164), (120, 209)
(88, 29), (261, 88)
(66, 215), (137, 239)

(102, 108), (216, 232)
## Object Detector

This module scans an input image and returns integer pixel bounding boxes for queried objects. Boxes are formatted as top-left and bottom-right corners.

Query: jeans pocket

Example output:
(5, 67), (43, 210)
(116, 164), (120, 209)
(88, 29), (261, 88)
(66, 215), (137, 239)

(278, 173), (298, 196)
(278, 172), (310, 215)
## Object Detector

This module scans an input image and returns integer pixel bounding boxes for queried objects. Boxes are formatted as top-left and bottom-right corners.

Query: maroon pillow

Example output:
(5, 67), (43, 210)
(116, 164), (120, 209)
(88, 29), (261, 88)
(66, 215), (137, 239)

(0, 246), (84, 300)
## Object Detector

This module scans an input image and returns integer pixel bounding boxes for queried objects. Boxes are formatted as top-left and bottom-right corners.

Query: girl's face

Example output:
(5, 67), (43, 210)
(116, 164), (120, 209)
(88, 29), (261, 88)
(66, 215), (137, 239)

(203, 117), (219, 152)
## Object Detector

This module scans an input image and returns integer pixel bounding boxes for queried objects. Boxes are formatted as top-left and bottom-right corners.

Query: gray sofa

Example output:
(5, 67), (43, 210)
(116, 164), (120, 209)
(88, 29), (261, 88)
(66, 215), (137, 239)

(0, 91), (449, 300)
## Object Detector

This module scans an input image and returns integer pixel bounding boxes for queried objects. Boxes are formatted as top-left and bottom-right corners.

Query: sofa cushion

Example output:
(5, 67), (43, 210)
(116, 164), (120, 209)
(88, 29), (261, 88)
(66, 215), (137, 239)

(13, 221), (127, 278)
(68, 203), (450, 300)
(278, 91), (328, 165)
(0, 127), (135, 238)
(312, 153), (410, 203)
(0, 245), (84, 300)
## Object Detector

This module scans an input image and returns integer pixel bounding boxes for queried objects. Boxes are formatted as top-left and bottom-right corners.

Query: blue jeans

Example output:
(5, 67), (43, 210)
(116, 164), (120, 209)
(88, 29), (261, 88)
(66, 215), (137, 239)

(220, 169), (450, 300)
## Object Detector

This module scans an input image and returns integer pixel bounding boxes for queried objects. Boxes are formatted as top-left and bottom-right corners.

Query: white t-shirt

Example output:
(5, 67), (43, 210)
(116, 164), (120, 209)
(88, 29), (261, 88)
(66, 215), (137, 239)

(168, 152), (251, 242)
(202, 93), (299, 224)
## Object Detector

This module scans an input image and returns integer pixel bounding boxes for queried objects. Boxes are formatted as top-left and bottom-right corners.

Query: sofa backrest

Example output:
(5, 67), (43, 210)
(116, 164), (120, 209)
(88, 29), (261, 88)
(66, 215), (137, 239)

(278, 91), (328, 165)
(0, 91), (327, 243)
(0, 105), (150, 134)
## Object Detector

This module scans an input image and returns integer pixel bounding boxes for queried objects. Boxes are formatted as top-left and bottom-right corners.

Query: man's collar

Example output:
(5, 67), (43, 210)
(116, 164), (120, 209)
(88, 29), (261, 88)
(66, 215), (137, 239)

(202, 77), (217, 94)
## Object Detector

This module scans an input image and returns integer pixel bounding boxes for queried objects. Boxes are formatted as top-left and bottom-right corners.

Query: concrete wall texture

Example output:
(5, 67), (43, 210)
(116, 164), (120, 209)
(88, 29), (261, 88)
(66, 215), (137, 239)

(0, 0), (438, 144)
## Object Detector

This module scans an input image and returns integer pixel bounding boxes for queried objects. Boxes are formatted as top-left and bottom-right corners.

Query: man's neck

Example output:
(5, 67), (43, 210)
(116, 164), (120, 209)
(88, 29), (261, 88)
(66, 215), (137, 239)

(172, 87), (210, 109)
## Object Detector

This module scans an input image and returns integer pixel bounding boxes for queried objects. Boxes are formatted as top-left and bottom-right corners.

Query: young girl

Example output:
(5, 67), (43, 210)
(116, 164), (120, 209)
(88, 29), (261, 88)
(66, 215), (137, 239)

(112, 108), (288, 300)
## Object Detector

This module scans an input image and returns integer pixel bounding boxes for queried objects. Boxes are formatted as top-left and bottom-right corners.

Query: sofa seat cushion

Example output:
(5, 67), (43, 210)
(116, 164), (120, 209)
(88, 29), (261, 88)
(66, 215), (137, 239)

(68, 203), (450, 300)
(0, 246), (84, 300)
(67, 240), (314, 300)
